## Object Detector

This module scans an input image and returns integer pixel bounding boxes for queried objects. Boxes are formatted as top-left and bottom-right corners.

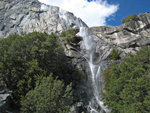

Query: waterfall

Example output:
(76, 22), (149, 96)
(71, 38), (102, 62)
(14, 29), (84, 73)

(79, 27), (110, 113)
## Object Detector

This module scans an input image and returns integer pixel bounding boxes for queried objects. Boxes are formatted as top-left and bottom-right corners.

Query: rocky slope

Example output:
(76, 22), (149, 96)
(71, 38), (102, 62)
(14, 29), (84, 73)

(0, 0), (87, 38)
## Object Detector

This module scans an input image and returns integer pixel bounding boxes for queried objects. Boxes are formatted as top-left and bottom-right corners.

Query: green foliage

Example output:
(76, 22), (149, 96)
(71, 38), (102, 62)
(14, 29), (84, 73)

(21, 74), (72, 113)
(110, 49), (120, 60)
(121, 14), (137, 23)
(0, 32), (80, 108)
(103, 46), (150, 113)
(60, 29), (76, 43)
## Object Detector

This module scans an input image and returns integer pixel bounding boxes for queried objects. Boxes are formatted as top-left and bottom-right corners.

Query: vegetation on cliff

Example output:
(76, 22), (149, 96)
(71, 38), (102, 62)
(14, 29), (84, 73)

(0, 32), (82, 111)
(110, 49), (120, 60)
(103, 46), (150, 113)
(60, 29), (77, 44)
(121, 14), (137, 23)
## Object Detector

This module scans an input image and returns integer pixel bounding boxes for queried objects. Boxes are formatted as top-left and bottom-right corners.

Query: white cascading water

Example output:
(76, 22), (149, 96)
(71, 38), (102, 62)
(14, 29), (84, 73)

(79, 27), (110, 113)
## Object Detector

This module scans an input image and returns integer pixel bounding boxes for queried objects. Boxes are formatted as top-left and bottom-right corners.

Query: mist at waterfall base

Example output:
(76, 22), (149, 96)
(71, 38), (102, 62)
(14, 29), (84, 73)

(79, 27), (110, 113)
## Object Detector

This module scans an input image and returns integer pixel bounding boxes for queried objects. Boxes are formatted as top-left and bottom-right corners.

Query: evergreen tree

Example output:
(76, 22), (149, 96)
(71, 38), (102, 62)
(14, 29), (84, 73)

(21, 74), (72, 113)
(103, 46), (150, 113)
(0, 32), (81, 108)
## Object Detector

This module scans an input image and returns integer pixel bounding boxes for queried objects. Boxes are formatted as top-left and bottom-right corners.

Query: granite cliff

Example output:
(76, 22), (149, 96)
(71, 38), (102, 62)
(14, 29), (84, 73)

(0, 0), (87, 38)
(65, 12), (150, 75)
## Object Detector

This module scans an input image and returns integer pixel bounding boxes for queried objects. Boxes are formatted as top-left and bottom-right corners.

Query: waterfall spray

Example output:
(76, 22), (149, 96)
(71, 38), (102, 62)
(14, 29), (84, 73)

(79, 27), (109, 113)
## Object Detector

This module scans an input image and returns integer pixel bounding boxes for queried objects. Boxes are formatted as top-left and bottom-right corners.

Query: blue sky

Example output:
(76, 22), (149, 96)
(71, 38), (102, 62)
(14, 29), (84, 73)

(106, 0), (150, 26)
(39, 0), (150, 27)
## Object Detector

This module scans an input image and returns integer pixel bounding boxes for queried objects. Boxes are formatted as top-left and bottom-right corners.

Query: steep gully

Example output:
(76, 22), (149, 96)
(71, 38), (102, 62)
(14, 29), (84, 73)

(79, 27), (109, 113)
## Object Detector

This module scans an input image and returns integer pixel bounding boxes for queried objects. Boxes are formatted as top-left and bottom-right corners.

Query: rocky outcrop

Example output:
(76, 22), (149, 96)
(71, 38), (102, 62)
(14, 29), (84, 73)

(0, 0), (87, 38)
(64, 12), (150, 77)
(89, 13), (150, 54)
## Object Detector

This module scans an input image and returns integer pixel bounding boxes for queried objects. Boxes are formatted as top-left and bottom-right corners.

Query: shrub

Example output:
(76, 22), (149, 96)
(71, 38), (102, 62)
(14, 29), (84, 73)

(21, 74), (72, 113)
(60, 29), (76, 43)
(110, 49), (120, 60)
(121, 14), (137, 23)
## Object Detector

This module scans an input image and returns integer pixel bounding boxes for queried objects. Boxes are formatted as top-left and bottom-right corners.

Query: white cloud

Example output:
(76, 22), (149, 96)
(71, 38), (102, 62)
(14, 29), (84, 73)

(38, 0), (118, 27)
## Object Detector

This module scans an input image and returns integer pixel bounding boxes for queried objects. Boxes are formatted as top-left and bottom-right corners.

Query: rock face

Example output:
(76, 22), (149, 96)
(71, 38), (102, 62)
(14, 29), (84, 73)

(63, 13), (150, 112)
(90, 13), (150, 53)
(65, 12), (150, 74)
(0, 0), (87, 38)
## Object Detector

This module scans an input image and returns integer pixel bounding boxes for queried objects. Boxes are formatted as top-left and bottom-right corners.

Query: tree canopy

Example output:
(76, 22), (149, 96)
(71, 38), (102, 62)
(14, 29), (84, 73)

(21, 74), (72, 113)
(0, 32), (80, 109)
(103, 46), (150, 113)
